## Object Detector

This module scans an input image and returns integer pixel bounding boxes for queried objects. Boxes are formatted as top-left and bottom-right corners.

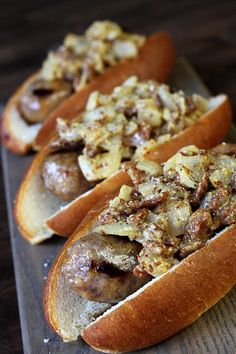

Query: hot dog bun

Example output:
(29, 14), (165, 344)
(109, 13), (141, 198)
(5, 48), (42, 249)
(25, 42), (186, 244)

(34, 32), (175, 150)
(2, 32), (174, 155)
(15, 94), (231, 244)
(46, 94), (232, 237)
(44, 205), (236, 352)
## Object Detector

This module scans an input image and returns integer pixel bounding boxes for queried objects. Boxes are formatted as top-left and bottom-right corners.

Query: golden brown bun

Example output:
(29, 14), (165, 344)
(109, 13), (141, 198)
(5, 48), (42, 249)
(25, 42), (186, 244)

(34, 32), (175, 149)
(47, 94), (232, 237)
(2, 32), (174, 155)
(1, 72), (42, 155)
(44, 204), (236, 351)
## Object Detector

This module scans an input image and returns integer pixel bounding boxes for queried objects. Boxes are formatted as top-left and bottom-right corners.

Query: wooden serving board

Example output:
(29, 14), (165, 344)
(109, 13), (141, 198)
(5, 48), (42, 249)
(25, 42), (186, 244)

(2, 59), (236, 354)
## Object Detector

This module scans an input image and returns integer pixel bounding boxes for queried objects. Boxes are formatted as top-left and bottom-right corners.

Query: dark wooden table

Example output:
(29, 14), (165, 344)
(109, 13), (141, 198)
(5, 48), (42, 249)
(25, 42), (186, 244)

(0, 1), (235, 353)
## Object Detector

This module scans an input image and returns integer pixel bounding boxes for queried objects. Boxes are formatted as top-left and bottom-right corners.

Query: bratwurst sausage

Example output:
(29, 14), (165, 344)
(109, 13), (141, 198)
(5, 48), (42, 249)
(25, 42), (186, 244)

(61, 233), (151, 303)
(41, 152), (92, 201)
(18, 79), (72, 124)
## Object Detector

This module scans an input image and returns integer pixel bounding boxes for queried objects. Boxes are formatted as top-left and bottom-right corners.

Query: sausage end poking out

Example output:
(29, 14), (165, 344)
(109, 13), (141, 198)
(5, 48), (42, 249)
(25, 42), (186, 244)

(41, 152), (93, 201)
(61, 233), (151, 303)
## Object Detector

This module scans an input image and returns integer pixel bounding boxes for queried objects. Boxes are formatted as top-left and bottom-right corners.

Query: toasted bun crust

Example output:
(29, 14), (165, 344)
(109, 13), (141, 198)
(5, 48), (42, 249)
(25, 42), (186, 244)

(46, 94), (232, 237)
(44, 206), (236, 352)
(2, 32), (174, 155)
(1, 72), (42, 154)
(34, 32), (175, 150)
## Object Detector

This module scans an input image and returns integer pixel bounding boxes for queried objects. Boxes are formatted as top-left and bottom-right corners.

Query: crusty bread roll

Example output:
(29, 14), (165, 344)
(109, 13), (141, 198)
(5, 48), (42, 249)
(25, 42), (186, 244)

(46, 94), (232, 237)
(44, 207), (236, 352)
(2, 32), (174, 155)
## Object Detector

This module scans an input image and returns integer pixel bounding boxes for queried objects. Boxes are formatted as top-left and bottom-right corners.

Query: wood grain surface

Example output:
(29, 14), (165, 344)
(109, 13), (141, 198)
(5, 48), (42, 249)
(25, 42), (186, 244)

(0, 1), (236, 353)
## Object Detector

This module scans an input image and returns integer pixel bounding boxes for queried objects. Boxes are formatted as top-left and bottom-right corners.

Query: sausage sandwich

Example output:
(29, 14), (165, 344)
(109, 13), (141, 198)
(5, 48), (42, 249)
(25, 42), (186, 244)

(2, 21), (174, 154)
(15, 76), (232, 244)
(44, 144), (236, 352)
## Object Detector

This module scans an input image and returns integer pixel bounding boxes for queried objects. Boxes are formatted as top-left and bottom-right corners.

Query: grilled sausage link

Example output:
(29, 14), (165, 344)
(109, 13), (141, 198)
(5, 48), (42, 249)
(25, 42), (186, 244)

(62, 233), (151, 303)
(42, 152), (92, 201)
(18, 79), (72, 124)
